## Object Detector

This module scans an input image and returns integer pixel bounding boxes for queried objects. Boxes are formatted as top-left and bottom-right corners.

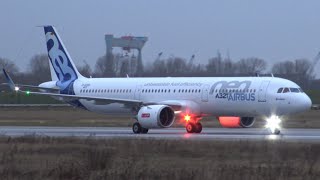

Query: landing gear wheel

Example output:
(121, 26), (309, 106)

(186, 123), (195, 133)
(194, 122), (202, 133)
(132, 122), (142, 134)
(273, 128), (280, 135)
(141, 127), (149, 134)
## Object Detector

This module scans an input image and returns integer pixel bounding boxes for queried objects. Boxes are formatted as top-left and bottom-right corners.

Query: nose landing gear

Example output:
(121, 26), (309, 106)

(265, 115), (281, 135)
(273, 128), (281, 135)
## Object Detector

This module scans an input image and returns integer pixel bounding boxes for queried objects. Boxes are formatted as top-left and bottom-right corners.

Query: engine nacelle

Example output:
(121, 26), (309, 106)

(218, 116), (255, 128)
(137, 105), (175, 128)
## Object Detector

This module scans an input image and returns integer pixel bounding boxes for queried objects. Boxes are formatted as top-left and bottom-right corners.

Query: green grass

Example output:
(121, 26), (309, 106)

(0, 92), (62, 104)
(306, 90), (320, 104)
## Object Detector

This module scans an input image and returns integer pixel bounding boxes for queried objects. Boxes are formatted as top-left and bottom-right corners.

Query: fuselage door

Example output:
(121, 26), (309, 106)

(258, 81), (270, 102)
(134, 85), (142, 100)
(201, 84), (210, 102)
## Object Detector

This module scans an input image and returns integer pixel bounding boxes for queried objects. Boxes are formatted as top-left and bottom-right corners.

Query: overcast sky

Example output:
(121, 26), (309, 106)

(1, 0), (320, 72)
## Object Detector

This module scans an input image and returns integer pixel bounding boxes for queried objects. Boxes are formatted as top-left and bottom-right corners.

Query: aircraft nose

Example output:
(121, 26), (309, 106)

(302, 94), (312, 111)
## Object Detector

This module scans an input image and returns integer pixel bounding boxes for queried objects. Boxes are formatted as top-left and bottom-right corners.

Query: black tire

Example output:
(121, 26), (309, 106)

(274, 128), (280, 135)
(194, 122), (202, 133)
(186, 123), (195, 133)
(132, 122), (142, 134)
(141, 127), (149, 134)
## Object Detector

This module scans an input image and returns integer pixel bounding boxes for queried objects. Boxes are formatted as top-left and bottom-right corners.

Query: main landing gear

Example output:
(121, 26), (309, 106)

(132, 122), (149, 134)
(186, 122), (202, 133)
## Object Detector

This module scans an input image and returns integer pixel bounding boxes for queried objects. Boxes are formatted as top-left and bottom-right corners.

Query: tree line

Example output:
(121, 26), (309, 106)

(0, 52), (315, 89)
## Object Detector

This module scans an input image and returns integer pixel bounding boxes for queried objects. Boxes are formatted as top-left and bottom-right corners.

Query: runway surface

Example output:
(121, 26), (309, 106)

(0, 126), (319, 142)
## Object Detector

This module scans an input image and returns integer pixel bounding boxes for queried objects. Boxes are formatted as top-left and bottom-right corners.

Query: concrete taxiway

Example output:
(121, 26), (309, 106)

(0, 126), (319, 142)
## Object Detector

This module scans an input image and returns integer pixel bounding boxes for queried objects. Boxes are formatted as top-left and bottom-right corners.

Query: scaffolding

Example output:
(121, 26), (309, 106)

(105, 34), (148, 76)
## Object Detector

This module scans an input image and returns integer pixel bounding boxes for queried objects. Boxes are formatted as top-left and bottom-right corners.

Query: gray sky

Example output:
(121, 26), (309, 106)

(1, 0), (320, 72)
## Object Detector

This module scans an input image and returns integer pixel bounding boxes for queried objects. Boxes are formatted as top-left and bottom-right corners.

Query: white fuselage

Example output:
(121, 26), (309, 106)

(65, 76), (311, 118)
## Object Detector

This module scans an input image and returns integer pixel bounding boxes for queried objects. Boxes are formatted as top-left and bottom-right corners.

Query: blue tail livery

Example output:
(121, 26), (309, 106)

(44, 26), (84, 93)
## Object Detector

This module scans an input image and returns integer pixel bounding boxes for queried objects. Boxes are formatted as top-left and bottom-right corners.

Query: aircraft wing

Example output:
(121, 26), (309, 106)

(0, 83), (59, 92)
(2, 69), (143, 106)
(2, 69), (185, 109)
(23, 90), (143, 106)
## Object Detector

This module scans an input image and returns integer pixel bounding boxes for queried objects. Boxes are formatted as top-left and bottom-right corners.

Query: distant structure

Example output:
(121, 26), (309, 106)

(105, 34), (148, 76)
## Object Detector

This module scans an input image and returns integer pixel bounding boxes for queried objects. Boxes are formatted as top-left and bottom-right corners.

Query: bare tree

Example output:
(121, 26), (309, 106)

(0, 57), (19, 73)
(77, 60), (92, 78)
(95, 54), (116, 77)
(272, 61), (295, 74)
(28, 54), (50, 83)
(206, 52), (238, 76)
(272, 59), (313, 88)
(294, 59), (312, 75)
(206, 52), (223, 75)
(237, 57), (267, 74)
(165, 57), (188, 76)
(150, 59), (167, 76)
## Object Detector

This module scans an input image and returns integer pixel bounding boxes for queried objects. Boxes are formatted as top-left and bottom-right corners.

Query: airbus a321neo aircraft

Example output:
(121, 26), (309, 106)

(3, 26), (312, 135)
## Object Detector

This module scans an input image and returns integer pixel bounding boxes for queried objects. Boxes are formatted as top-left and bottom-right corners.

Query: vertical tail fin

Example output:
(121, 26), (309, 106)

(43, 26), (84, 82)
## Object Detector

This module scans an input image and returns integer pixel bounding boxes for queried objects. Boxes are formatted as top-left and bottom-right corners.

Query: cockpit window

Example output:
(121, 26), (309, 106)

(290, 88), (300, 93)
(299, 88), (304, 93)
(277, 88), (283, 93)
(283, 88), (290, 93)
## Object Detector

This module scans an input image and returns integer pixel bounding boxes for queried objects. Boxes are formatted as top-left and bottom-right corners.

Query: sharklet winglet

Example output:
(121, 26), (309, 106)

(2, 69), (16, 91)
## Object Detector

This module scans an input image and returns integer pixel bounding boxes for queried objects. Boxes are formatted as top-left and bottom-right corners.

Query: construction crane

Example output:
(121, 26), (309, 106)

(308, 51), (320, 76)
(188, 54), (195, 68)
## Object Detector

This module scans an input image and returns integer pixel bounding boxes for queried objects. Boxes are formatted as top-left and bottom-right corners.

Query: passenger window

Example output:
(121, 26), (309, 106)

(277, 88), (283, 93)
(283, 88), (290, 93)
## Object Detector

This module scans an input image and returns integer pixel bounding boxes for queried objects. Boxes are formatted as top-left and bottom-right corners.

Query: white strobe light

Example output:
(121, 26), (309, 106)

(265, 115), (281, 134)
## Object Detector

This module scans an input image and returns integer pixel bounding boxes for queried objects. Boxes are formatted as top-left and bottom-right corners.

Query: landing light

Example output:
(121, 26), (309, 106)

(265, 115), (281, 133)
(14, 86), (19, 91)
(184, 115), (191, 122)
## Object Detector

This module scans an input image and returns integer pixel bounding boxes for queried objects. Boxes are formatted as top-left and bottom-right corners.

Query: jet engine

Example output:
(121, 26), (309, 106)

(218, 117), (255, 128)
(137, 105), (175, 128)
